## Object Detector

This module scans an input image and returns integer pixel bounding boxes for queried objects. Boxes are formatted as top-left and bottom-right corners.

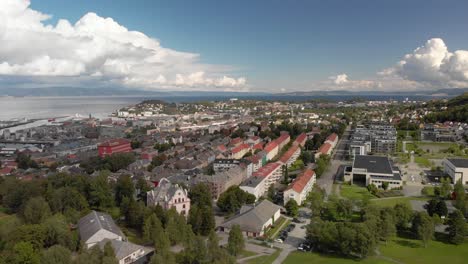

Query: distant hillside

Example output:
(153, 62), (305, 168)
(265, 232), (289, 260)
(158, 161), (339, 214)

(0, 87), (268, 97)
(425, 92), (468, 123)
(448, 92), (468, 107)
(278, 88), (468, 97)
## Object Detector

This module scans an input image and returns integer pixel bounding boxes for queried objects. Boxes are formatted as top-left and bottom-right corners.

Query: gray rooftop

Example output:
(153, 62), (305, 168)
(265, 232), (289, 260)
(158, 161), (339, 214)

(353, 155), (393, 175)
(220, 200), (281, 233)
(97, 239), (153, 261)
(447, 158), (468, 168)
(78, 211), (125, 242)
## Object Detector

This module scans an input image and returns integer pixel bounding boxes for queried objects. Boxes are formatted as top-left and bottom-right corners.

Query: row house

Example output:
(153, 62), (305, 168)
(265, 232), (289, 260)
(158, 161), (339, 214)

(278, 144), (301, 167)
(275, 133), (291, 150)
(264, 141), (279, 161)
(283, 168), (316, 206)
(293, 133), (307, 147)
(240, 162), (282, 199)
(315, 142), (333, 160)
(325, 133), (339, 149)
(230, 143), (251, 159)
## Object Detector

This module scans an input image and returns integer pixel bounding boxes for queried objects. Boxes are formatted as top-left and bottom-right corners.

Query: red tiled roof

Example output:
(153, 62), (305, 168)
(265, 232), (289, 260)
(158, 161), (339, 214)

(318, 143), (332, 155)
(326, 133), (338, 143)
(230, 137), (243, 145)
(253, 142), (264, 150)
(246, 155), (260, 163)
(279, 145), (300, 164)
(252, 162), (281, 178)
(99, 138), (130, 147)
(275, 134), (290, 145)
(249, 136), (260, 141)
(264, 141), (278, 153)
(218, 145), (228, 152)
(286, 168), (315, 193)
(232, 143), (250, 154)
(294, 133), (307, 145)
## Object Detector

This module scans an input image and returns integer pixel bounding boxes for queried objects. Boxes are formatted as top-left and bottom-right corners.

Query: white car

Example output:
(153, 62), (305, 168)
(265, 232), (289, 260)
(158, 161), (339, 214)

(274, 238), (283, 243)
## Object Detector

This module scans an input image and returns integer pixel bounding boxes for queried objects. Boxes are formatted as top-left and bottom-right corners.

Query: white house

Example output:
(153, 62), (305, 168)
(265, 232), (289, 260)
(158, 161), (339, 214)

(443, 158), (468, 185)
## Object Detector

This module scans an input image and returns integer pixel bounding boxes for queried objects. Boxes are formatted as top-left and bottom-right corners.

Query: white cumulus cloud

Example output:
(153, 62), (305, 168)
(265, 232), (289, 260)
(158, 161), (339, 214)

(329, 73), (349, 85)
(0, 0), (247, 90)
(381, 38), (468, 88)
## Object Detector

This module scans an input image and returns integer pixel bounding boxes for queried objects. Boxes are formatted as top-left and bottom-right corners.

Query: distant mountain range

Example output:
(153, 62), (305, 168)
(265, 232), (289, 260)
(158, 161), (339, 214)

(277, 88), (468, 97)
(0, 86), (466, 98)
(0, 87), (268, 97)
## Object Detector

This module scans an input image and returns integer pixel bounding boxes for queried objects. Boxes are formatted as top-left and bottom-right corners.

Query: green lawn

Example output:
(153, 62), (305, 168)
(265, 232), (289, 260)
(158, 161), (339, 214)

(265, 216), (289, 239)
(284, 252), (392, 264)
(246, 248), (281, 264)
(238, 249), (258, 259)
(370, 196), (429, 208)
(380, 237), (468, 264)
(414, 156), (432, 167)
(339, 185), (375, 201)
(284, 238), (468, 264)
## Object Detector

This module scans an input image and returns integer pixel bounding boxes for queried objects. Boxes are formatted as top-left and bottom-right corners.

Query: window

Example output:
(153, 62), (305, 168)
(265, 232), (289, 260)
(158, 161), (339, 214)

(183, 204), (186, 209)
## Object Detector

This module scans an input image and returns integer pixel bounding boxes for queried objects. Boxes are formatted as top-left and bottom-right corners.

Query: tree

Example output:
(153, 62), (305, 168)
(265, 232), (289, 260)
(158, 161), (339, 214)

(439, 177), (452, 198)
(102, 241), (118, 264)
(103, 153), (136, 172)
(143, 214), (170, 253)
(435, 200), (448, 218)
(115, 174), (135, 206)
(307, 186), (325, 216)
(151, 154), (167, 167)
(454, 179), (466, 214)
(381, 182), (389, 190)
(267, 184), (275, 202)
(282, 165), (289, 183)
(40, 245), (71, 264)
(227, 225), (244, 256)
(42, 214), (77, 250)
(446, 210), (467, 245)
(379, 209), (396, 243)
(16, 153), (38, 170)
(49, 187), (88, 214)
(285, 199), (299, 217)
(217, 186), (256, 214)
(412, 212), (434, 247)
(393, 203), (413, 231)
(10, 241), (40, 264)
(74, 246), (102, 264)
(88, 171), (114, 209)
(22, 197), (51, 224)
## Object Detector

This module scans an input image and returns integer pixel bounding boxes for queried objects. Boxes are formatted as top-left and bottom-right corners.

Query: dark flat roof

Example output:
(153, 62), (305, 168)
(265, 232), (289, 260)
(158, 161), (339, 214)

(447, 158), (468, 168)
(353, 155), (393, 175)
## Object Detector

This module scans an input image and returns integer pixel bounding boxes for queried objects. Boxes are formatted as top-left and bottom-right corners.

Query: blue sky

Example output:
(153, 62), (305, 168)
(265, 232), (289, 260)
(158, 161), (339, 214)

(1, 0), (468, 92)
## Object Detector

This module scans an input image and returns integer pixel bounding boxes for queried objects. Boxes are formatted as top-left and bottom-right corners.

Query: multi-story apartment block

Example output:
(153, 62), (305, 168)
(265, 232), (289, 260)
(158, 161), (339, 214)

(283, 168), (316, 205)
(146, 178), (191, 216)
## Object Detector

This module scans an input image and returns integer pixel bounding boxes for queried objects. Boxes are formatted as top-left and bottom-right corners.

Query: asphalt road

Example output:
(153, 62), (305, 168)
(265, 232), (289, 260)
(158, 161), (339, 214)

(316, 126), (351, 196)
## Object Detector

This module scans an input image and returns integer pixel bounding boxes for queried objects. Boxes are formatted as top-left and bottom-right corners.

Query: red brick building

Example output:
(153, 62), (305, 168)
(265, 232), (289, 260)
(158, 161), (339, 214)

(98, 139), (132, 158)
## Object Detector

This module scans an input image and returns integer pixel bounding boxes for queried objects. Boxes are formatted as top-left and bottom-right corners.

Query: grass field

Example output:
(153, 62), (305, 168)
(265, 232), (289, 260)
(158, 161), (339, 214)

(380, 237), (468, 264)
(339, 185), (375, 200)
(238, 249), (258, 259)
(265, 216), (289, 239)
(246, 248), (281, 264)
(284, 237), (468, 264)
(284, 252), (392, 264)
(414, 156), (432, 167)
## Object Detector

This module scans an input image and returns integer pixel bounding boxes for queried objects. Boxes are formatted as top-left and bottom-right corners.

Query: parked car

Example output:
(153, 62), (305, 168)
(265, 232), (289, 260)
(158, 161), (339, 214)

(274, 238), (283, 243)
(297, 243), (312, 252)
(286, 224), (296, 232)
